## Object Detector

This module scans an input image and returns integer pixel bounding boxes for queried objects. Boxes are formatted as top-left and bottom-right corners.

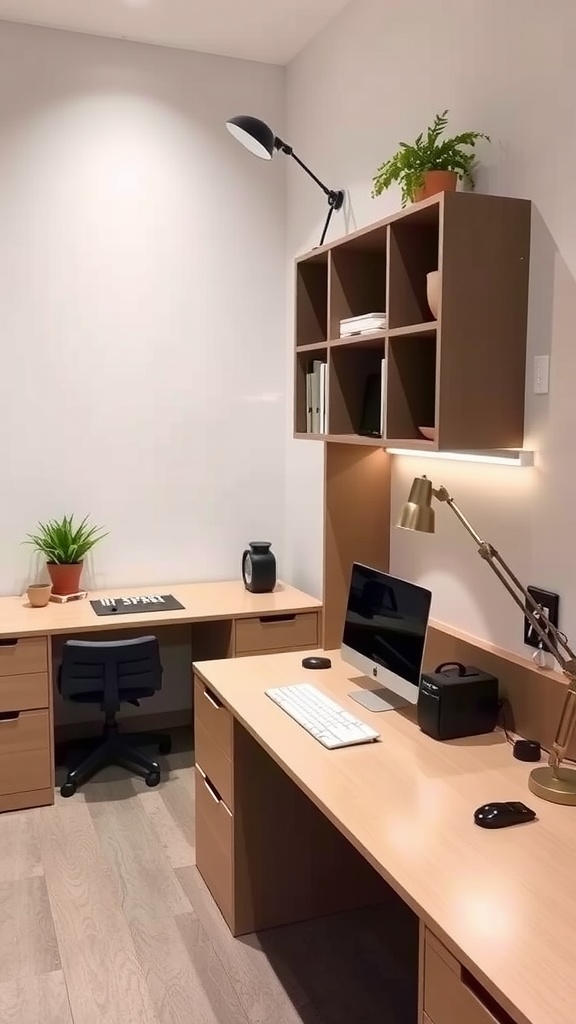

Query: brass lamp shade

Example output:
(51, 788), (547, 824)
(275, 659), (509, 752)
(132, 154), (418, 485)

(396, 476), (435, 534)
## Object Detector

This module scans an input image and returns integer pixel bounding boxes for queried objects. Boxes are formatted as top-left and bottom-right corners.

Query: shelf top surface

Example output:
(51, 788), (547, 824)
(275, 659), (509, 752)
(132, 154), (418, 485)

(194, 648), (576, 1024)
(295, 190), (531, 264)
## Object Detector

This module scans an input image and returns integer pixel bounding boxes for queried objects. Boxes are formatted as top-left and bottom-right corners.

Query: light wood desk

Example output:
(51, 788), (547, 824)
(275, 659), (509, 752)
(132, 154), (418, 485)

(0, 580), (321, 813)
(193, 648), (576, 1024)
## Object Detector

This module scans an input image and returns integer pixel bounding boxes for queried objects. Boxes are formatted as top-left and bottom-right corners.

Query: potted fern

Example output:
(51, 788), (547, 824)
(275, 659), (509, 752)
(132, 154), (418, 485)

(25, 515), (107, 596)
(372, 110), (490, 208)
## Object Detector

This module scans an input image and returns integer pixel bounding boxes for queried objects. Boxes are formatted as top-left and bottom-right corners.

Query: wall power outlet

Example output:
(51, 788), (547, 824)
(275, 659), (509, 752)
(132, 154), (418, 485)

(524, 586), (560, 649)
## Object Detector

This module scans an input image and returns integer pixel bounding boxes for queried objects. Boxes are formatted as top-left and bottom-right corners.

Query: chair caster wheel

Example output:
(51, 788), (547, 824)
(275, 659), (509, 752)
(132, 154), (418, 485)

(145, 771), (161, 788)
(60, 781), (77, 798)
(158, 737), (172, 755)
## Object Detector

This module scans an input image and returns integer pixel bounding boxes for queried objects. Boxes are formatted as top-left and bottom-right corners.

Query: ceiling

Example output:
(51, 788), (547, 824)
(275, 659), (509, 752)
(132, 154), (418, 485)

(0, 0), (350, 64)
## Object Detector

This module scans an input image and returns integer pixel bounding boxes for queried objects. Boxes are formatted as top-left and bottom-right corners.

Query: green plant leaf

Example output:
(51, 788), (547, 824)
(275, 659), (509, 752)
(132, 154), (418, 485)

(372, 110), (490, 205)
(23, 514), (108, 564)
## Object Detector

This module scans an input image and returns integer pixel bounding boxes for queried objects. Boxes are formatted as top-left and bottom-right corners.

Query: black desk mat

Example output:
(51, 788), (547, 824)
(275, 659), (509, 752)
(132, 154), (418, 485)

(91, 594), (185, 616)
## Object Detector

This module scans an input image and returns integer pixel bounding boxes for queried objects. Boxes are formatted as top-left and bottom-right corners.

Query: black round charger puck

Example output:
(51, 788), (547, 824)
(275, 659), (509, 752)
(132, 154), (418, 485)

(513, 739), (541, 762)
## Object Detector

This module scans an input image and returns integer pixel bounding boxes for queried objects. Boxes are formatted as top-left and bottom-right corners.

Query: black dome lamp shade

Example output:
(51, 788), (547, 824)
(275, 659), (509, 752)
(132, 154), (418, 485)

(225, 114), (344, 246)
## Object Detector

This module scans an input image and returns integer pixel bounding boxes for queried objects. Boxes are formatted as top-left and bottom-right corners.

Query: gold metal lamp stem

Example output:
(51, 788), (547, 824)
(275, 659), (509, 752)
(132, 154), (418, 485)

(397, 476), (576, 806)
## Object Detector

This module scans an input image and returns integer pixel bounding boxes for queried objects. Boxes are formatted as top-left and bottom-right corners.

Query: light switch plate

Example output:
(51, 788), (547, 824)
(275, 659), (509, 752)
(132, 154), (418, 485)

(533, 355), (550, 394)
(524, 586), (559, 649)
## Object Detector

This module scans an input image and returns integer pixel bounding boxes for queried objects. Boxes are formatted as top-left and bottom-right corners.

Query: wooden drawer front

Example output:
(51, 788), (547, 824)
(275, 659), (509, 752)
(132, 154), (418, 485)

(425, 931), (510, 1024)
(235, 612), (319, 654)
(195, 717), (233, 811)
(0, 637), (48, 677)
(195, 764), (233, 927)
(0, 673), (49, 714)
(194, 676), (232, 759)
(0, 709), (51, 797)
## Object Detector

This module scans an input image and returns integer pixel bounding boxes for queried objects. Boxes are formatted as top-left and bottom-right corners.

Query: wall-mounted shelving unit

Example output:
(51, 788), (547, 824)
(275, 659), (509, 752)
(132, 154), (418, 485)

(294, 191), (531, 452)
(293, 191), (532, 649)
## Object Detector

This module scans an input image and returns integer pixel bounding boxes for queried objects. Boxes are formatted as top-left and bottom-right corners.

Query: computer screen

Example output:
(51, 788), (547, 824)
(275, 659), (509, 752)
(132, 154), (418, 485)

(341, 563), (432, 711)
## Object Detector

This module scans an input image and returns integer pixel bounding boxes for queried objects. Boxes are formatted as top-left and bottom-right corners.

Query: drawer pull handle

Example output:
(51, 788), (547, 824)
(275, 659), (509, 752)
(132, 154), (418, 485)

(203, 687), (223, 710)
(203, 776), (222, 804)
(0, 711), (20, 722)
(258, 615), (296, 624)
(462, 967), (515, 1024)
(0, 639), (18, 647)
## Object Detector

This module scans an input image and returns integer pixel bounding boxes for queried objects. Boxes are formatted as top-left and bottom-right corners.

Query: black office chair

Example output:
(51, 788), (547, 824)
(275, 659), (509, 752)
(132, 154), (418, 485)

(58, 636), (172, 797)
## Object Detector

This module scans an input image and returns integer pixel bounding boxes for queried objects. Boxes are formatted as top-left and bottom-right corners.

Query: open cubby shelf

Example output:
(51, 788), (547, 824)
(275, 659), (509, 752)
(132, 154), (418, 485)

(294, 191), (531, 452)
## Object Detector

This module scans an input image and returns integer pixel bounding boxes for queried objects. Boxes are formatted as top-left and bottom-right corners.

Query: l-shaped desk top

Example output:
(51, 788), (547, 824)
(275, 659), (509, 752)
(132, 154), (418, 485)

(0, 580), (321, 639)
(194, 648), (576, 1024)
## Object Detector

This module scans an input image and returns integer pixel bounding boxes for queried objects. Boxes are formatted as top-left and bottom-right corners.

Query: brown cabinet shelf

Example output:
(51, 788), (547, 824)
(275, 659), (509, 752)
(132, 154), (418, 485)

(329, 331), (387, 349)
(387, 322), (437, 338)
(294, 192), (531, 452)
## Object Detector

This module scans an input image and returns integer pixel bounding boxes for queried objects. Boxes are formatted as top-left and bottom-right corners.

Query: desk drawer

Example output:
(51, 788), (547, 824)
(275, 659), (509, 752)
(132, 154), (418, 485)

(424, 930), (511, 1024)
(194, 676), (232, 758)
(0, 637), (48, 677)
(235, 612), (319, 654)
(0, 673), (49, 714)
(195, 717), (233, 810)
(195, 764), (233, 927)
(0, 709), (51, 797)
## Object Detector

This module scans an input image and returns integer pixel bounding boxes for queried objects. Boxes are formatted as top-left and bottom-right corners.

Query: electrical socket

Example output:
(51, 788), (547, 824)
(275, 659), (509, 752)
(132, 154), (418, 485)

(524, 586), (559, 649)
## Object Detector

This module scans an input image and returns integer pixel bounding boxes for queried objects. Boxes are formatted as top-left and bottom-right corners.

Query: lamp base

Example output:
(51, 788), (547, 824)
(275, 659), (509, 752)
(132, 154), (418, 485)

(528, 765), (576, 805)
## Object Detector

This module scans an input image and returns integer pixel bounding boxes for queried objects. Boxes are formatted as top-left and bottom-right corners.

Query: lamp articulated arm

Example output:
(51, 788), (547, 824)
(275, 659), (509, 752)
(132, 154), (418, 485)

(435, 485), (576, 773)
(274, 141), (345, 247)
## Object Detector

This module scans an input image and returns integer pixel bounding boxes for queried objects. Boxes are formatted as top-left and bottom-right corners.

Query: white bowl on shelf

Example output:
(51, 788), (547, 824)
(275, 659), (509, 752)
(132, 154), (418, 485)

(418, 426), (436, 441)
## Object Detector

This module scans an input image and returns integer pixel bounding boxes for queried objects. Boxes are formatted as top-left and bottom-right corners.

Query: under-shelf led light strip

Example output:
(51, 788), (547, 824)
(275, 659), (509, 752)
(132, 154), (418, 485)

(385, 448), (535, 467)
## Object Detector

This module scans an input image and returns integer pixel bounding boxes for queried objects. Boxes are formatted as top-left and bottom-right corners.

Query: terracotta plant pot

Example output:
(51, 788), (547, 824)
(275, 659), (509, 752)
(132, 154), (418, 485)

(27, 583), (52, 608)
(413, 170), (458, 203)
(47, 562), (83, 596)
(426, 271), (441, 318)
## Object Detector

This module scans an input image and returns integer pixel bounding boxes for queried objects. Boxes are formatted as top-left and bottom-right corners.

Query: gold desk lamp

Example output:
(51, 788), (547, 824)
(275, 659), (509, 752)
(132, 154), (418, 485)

(397, 475), (576, 806)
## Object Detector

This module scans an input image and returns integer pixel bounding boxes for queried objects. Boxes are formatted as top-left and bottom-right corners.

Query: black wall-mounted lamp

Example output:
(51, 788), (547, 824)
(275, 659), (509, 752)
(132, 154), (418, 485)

(225, 114), (344, 246)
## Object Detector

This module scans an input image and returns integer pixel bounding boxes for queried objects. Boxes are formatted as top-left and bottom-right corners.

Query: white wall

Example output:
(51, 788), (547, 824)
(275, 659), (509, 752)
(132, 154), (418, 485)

(285, 0), (576, 657)
(0, 22), (286, 596)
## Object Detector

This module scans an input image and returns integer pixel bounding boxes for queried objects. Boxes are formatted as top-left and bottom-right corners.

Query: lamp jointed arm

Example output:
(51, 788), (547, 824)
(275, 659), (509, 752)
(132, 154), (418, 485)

(435, 485), (576, 773)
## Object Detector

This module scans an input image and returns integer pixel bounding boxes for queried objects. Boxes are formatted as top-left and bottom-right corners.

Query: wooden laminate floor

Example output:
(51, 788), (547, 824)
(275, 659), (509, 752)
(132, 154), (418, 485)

(0, 729), (417, 1024)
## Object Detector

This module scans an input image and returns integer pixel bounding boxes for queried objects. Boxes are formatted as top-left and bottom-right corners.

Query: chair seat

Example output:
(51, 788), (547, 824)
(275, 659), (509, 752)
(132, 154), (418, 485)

(67, 688), (156, 704)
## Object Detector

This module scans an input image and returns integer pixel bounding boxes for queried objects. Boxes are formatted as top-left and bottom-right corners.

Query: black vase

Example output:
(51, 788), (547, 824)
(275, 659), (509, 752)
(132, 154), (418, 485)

(242, 542), (276, 594)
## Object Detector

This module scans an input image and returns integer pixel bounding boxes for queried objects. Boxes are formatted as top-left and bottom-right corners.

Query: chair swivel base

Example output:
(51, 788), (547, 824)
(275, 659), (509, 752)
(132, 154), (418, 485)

(60, 731), (172, 797)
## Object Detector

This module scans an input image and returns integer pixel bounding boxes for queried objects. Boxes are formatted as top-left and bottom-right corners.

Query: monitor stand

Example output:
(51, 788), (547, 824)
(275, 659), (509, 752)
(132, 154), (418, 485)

(348, 686), (409, 713)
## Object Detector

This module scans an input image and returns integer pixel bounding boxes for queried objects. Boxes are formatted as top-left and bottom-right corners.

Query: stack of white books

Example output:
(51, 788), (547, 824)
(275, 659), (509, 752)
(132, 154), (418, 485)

(305, 359), (327, 434)
(340, 312), (387, 337)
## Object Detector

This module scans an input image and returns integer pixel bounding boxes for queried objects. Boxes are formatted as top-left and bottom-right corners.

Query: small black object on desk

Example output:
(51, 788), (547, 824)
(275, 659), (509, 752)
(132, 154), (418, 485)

(513, 738), (541, 762)
(242, 542), (276, 593)
(474, 801), (537, 829)
(418, 662), (499, 740)
(302, 656), (332, 670)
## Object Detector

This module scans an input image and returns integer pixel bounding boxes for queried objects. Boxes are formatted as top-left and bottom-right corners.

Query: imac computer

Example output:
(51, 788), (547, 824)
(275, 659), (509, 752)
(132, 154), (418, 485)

(341, 563), (432, 713)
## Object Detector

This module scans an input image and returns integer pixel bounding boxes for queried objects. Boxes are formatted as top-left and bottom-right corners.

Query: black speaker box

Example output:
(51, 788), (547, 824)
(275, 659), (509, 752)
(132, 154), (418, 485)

(418, 662), (499, 741)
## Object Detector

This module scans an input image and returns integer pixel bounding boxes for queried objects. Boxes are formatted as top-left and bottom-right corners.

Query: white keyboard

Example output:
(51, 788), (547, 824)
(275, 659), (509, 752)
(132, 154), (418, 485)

(266, 683), (380, 749)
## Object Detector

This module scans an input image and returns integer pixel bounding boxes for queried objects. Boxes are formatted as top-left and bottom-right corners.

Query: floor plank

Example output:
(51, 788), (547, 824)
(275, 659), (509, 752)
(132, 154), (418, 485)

(138, 769), (196, 869)
(177, 867), (309, 1024)
(0, 809), (43, 882)
(131, 912), (248, 1024)
(87, 780), (191, 924)
(0, 875), (60, 984)
(38, 799), (159, 1024)
(0, 970), (73, 1024)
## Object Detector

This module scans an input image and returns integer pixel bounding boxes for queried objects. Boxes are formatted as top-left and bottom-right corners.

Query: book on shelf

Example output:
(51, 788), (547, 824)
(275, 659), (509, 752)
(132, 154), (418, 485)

(358, 357), (387, 438)
(340, 312), (387, 337)
(306, 358), (328, 434)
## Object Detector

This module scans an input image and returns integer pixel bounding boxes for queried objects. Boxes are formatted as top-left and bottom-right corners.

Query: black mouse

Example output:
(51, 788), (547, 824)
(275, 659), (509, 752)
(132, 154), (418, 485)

(302, 656), (332, 670)
(474, 801), (536, 829)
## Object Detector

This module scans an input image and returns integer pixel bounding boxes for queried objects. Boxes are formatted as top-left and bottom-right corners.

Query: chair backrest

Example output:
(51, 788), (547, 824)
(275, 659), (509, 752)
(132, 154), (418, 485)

(59, 636), (163, 712)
